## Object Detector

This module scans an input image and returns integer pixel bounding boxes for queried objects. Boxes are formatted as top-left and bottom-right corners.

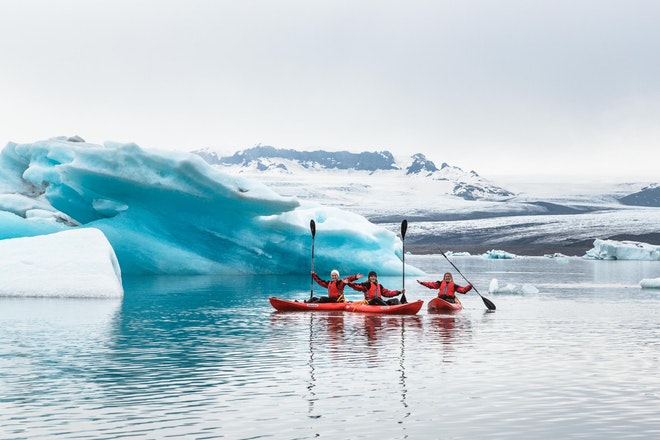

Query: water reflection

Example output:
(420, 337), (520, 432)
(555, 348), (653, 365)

(307, 313), (317, 418)
(428, 315), (457, 344)
(5, 266), (659, 439)
(0, 297), (121, 405)
(268, 310), (425, 423)
(398, 315), (420, 418)
(95, 276), (289, 406)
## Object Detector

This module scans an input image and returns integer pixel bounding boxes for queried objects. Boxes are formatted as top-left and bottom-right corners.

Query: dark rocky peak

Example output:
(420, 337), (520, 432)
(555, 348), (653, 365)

(406, 153), (439, 175)
(618, 183), (660, 207)
(209, 146), (399, 172)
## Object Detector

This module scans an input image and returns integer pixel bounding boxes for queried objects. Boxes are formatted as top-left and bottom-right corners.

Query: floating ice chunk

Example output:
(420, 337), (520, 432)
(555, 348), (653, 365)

(445, 251), (471, 256)
(0, 228), (123, 298)
(483, 249), (517, 259)
(488, 278), (539, 295)
(584, 239), (660, 260)
(640, 278), (660, 289)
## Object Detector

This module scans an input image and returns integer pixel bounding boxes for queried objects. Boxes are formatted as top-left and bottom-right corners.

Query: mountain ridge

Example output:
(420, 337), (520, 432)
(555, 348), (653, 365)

(193, 146), (516, 201)
(193, 146), (660, 255)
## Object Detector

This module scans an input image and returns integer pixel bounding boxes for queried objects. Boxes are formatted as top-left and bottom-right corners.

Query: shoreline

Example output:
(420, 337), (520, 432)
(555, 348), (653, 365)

(406, 232), (660, 257)
(406, 243), (591, 257)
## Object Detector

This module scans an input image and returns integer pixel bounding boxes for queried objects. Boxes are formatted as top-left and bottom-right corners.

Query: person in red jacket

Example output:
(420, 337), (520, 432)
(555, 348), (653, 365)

(308, 269), (362, 303)
(347, 271), (405, 305)
(417, 272), (472, 303)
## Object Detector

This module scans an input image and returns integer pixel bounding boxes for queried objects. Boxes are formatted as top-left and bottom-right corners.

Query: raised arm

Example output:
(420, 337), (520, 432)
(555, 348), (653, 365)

(456, 283), (473, 294)
(343, 273), (363, 283)
(381, 285), (403, 298)
(417, 280), (441, 289)
(346, 281), (367, 292)
(311, 271), (329, 288)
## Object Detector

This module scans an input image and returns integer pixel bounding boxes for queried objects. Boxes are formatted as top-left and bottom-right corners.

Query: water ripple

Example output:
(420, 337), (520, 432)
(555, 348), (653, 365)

(2, 268), (660, 438)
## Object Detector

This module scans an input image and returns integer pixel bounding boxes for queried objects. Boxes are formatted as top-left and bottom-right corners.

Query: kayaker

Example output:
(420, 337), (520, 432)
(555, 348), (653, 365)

(308, 270), (362, 303)
(347, 271), (405, 305)
(417, 272), (472, 303)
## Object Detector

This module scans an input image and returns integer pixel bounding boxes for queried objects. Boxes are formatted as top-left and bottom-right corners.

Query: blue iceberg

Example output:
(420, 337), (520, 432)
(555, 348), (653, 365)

(0, 137), (417, 276)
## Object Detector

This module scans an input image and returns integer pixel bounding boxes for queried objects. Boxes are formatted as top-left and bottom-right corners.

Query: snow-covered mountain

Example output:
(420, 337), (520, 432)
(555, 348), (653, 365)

(194, 146), (515, 209)
(194, 146), (660, 256)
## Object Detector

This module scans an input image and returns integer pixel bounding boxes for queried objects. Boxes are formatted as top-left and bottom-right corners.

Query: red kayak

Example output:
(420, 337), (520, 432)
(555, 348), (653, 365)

(269, 297), (423, 315)
(269, 297), (348, 312)
(427, 297), (463, 313)
(344, 299), (424, 315)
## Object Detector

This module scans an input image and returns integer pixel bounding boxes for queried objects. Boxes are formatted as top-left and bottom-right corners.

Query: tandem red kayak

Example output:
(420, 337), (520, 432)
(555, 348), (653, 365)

(427, 297), (463, 313)
(269, 297), (424, 315)
(344, 300), (423, 315)
(269, 297), (347, 312)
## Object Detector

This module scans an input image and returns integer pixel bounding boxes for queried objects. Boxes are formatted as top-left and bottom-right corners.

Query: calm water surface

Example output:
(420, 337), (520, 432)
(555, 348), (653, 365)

(1, 256), (659, 439)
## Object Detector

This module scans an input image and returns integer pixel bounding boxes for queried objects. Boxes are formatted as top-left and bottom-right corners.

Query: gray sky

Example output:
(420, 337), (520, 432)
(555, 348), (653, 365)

(1, 0), (658, 181)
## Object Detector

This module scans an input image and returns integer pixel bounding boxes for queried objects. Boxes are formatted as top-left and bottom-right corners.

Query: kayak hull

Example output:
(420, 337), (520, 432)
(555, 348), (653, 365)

(269, 297), (347, 312)
(345, 299), (424, 315)
(269, 297), (424, 315)
(427, 297), (463, 313)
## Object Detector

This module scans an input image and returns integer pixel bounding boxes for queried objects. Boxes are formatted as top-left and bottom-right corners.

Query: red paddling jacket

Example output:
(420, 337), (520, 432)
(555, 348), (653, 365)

(312, 272), (359, 300)
(419, 280), (472, 298)
(347, 281), (401, 300)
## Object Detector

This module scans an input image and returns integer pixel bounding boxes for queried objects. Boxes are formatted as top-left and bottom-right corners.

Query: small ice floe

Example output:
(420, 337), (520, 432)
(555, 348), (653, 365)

(445, 251), (471, 257)
(639, 278), (660, 289)
(488, 278), (539, 295)
(584, 239), (660, 260)
(543, 253), (571, 264)
(483, 249), (517, 259)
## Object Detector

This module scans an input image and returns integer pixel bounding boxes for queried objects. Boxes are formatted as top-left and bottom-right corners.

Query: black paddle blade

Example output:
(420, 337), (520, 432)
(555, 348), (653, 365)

(482, 296), (496, 310)
(401, 219), (408, 239)
(310, 219), (316, 238)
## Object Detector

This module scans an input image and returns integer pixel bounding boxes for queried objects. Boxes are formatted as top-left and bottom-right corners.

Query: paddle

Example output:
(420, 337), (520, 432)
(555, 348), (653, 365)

(400, 219), (408, 304)
(439, 249), (496, 311)
(309, 219), (316, 302)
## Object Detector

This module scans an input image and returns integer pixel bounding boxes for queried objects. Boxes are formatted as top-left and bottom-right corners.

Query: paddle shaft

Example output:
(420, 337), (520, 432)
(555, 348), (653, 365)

(309, 220), (316, 301)
(439, 250), (496, 310)
(401, 220), (408, 303)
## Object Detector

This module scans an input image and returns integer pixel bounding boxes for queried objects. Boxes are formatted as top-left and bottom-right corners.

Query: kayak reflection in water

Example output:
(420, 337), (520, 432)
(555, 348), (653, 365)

(347, 271), (405, 305)
(417, 272), (472, 303)
(306, 269), (362, 303)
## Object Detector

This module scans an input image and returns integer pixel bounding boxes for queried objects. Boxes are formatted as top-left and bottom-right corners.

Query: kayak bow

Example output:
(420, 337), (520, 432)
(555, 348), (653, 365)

(269, 297), (347, 311)
(427, 297), (463, 313)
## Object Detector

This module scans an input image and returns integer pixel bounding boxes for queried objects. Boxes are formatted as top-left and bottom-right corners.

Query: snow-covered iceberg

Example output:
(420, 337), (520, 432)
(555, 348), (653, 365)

(639, 278), (660, 289)
(0, 137), (417, 276)
(0, 228), (123, 297)
(488, 278), (539, 295)
(584, 239), (660, 261)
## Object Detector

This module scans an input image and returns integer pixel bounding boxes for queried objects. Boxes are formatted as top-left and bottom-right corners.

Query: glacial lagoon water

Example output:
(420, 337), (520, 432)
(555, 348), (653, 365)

(1, 255), (659, 439)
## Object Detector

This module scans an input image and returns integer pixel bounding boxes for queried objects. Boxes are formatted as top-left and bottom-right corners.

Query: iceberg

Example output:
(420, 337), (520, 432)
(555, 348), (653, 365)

(0, 228), (123, 297)
(640, 278), (660, 289)
(583, 239), (660, 261)
(488, 278), (539, 295)
(0, 137), (418, 276)
(483, 249), (518, 259)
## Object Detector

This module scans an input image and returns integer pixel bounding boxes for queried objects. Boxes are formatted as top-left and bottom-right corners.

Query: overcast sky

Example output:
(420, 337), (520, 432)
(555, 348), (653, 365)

(1, 1), (658, 181)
